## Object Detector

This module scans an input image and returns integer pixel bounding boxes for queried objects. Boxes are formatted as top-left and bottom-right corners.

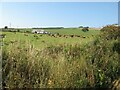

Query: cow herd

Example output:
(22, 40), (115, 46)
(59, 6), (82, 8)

(47, 33), (87, 38)
(0, 31), (91, 41)
(31, 32), (88, 39)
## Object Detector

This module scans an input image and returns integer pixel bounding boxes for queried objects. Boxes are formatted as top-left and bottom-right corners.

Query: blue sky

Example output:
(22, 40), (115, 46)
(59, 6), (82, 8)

(0, 2), (118, 28)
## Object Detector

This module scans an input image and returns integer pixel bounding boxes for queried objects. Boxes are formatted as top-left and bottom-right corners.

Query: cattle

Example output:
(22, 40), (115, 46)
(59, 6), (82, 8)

(70, 35), (74, 38)
(59, 35), (62, 37)
(77, 35), (80, 37)
(82, 36), (86, 38)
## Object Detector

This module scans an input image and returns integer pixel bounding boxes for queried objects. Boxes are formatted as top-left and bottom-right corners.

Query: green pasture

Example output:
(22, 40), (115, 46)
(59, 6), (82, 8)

(45, 28), (100, 36)
(2, 28), (100, 49)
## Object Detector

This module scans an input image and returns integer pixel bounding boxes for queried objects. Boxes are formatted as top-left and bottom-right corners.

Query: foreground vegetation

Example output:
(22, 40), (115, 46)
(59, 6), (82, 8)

(2, 25), (120, 89)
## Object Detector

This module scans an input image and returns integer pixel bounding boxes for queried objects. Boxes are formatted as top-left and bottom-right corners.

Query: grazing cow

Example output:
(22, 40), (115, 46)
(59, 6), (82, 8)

(48, 34), (51, 36)
(52, 34), (56, 37)
(59, 35), (62, 37)
(74, 35), (77, 37)
(63, 35), (66, 37)
(51, 34), (54, 37)
(82, 36), (86, 38)
(77, 35), (80, 37)
(64, 35), (68, 38)
(70, 35), (74, 38)
(56, 33), (59, 36)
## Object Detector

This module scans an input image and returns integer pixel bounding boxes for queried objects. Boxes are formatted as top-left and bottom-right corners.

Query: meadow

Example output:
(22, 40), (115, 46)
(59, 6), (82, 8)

(2, 28), (100, 49)
(1, 26), (120, 89)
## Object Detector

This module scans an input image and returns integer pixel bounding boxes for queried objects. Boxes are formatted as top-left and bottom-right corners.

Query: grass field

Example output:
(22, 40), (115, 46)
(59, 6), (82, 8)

(2, 28), (100, 49)
(1, 26), (120, 89)
(45, 28), (100, 35)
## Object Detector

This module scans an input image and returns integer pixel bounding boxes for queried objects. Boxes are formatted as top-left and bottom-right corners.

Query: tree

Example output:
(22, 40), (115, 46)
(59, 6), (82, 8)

(4, 26), (8, 29)
(17, 29), (20, 32)
(82, 27), (89, 32)
(78, 26), (83, 28)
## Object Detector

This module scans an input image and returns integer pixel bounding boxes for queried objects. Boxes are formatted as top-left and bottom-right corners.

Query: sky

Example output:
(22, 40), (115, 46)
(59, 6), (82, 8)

(1, 0), (120, 2)
(118, 1), (120, 25)
(0, 2), (118, 28)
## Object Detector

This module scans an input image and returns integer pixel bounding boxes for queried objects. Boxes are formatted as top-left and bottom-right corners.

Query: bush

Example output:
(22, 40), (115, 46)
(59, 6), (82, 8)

(100, 25), (120, 40)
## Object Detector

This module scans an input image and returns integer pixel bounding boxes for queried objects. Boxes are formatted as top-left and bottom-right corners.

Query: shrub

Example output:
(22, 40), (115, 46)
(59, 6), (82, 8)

(100, 25), (120, 40)
(112, 41), (120, 54)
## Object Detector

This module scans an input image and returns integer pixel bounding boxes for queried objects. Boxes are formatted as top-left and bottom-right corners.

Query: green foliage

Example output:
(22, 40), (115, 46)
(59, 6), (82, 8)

(112, 41), (120, 54)
(86, 38), (120, 88)
(100, 25), (120, 40)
